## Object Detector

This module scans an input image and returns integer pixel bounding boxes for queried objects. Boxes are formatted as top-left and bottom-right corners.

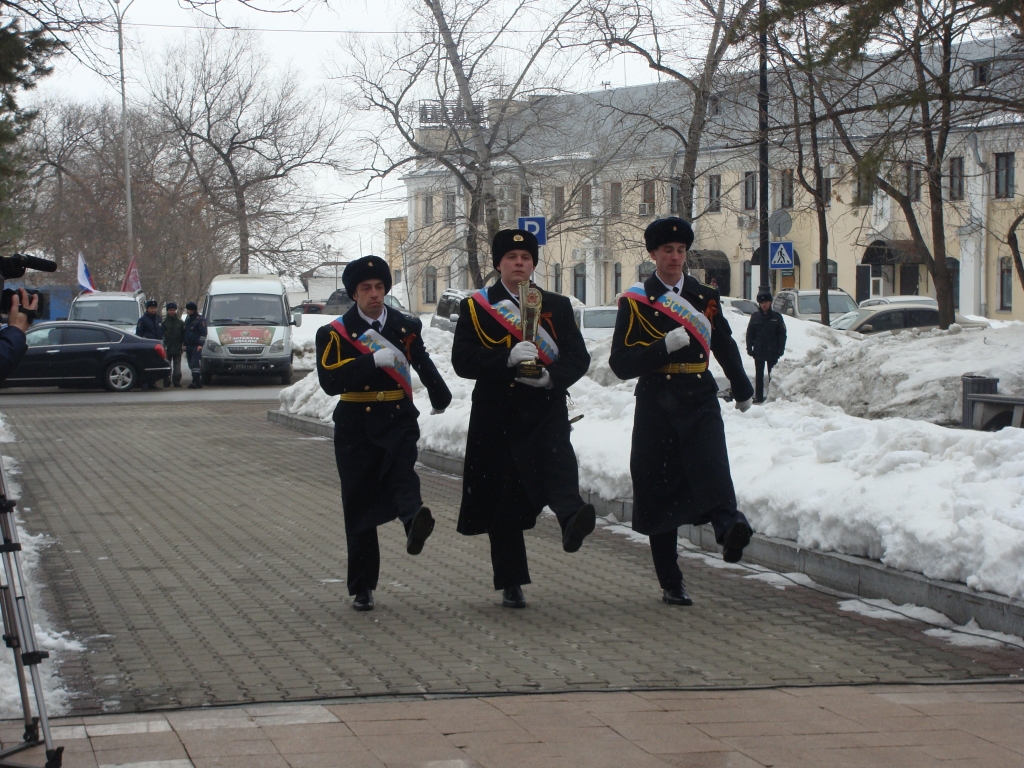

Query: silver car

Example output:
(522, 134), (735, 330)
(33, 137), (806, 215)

(773, 290), (859, 323)
(429, 289), (474, 333)
(573, 306), (619, 341)
(831, 303), (987, 334)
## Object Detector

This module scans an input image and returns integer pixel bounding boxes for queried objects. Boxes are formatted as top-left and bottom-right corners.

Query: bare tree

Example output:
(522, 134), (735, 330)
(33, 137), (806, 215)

(150, 29), (346, 274)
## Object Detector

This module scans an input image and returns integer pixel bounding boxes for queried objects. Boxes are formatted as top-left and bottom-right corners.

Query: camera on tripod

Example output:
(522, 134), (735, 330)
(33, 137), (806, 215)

(0, 254), (58, 321)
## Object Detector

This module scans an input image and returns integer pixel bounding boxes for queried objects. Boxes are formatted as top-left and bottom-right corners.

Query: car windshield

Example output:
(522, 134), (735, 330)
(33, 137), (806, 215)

(583, 309), (618, 328)
(727, 299), (758, 314)
(209, 294), (286, 326)
(798, 294), (858, 315)
(69, 300), (139, 324)
(830, 310), (867, 330)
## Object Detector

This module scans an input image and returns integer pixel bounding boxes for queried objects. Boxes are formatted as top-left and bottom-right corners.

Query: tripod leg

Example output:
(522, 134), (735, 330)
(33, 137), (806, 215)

(0, 539), (37, 744)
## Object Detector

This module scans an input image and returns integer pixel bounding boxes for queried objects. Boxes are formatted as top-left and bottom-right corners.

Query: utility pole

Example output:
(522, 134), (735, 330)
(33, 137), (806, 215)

(757, 0), (770, 295)
(109, 0), (136, 262)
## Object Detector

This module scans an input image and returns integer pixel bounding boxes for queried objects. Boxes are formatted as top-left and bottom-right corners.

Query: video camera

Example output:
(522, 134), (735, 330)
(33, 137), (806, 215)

(0, 253), (58, 321)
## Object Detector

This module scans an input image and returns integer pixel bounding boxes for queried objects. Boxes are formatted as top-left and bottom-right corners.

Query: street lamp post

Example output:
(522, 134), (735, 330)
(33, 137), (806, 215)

(758, 0), (771, 295)
(109, 0), (136, 263)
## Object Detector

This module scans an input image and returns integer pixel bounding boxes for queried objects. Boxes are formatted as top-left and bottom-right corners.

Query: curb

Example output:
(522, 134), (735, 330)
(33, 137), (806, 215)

(268, 409), (1024, 639)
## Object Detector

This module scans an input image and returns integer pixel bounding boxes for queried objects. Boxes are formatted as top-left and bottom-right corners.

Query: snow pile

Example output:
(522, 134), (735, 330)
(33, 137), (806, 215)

(279, 315), (1024, 600)
(0, 421), (84, 718)
(775, 321), (1024, 424)
(290, 315), (335, 371)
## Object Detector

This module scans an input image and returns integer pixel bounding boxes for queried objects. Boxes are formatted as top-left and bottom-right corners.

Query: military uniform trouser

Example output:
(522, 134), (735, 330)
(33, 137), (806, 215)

(167, 353), (182, 385)
(649, 509), (750, 590)
(754, 358), (773, 401)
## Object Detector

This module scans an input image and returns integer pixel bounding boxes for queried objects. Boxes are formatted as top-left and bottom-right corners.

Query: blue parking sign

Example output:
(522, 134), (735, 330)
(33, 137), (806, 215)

(517, 216), (547, 246)
(769, 241), (794, 269)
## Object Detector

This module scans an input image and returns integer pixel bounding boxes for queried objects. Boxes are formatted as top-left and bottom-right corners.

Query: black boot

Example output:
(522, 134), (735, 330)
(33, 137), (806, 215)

(352, 589), (374, 611)
(722, 520), (753, 564)
(405, 506), (435, 556)
(502, 585), (526, 608)
(663, 583), (693, 606)
(562, 503), (596, 553)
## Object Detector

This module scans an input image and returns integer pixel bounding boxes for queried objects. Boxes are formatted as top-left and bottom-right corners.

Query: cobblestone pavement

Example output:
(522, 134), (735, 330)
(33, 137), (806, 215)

(2, 401), (1021, 716)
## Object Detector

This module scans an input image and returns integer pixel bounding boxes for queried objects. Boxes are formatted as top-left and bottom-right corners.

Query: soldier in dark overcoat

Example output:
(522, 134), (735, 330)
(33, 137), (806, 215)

(316, 255), (452, 611)
(745, 288), (787, 403)
(452, 229), (595, 608)
(609, 217), (755, 606)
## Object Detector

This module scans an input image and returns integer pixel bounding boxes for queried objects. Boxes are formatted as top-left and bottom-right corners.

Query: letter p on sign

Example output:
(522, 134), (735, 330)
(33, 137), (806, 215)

(517, 216), (547, 246)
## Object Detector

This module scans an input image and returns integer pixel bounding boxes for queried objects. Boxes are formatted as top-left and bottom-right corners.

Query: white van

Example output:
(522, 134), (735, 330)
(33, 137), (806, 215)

(67, 290), (147, 335)
(200, 274), (300, 385)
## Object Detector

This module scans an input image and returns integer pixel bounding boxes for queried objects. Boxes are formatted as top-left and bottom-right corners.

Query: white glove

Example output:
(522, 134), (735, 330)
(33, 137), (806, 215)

(508, 341), (539, 367)
(664, 326), (691, 353)
(515, 369), (552, 388)
(430, 408), (445, 415)
(373, 348), (397, 368)
(735, 398), (752, 412)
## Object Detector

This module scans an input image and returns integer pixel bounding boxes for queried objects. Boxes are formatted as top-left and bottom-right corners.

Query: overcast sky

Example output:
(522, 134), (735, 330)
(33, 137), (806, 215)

(33, 0), (658, 267)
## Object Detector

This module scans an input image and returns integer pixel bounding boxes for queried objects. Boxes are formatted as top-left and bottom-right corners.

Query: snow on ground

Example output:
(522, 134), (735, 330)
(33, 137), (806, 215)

(0, 418), (84, 718)
(839, 598), (1024, 650)
(280, 310), (1024, 600)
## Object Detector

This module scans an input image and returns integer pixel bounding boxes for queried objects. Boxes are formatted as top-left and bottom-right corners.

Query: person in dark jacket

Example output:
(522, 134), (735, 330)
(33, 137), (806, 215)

(136, 300), (164, 388)
(183, 302), (207, 389)
(316, 256), (452, 611)
(609, 217), (755, 606)
(452, 229), (596, 609)
(162, 302), (185, 387)
(0, 290), (37, 384)
(745, 290), (787, 404)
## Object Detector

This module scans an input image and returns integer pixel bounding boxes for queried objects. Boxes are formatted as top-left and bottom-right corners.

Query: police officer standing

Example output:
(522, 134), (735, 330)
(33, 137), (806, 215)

(163, 302), (185, 387)
(609, 218), (754, 606)
(136, 300), (164, 389)
(316, 256), (452, 611)
(183, 302), (207, 389)
(452, 229), (595, 609)
(745, 290), (786, 404)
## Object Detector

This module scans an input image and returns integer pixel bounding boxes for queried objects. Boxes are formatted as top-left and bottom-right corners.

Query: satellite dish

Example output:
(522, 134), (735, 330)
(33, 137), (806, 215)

(769, 210), (792, 238)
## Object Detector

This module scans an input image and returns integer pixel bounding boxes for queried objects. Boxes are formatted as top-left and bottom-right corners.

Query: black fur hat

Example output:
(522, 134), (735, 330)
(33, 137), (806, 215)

(342, 255), (392, 299)
(492, 229), (539, 268)
(644, 217), (695, 252)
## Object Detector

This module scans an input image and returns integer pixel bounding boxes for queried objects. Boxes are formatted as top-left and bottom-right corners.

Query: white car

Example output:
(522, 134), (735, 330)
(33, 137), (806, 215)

(859, 295), (938, 308)
(719, 297), (758, 315)
(573, 306), (619, 341)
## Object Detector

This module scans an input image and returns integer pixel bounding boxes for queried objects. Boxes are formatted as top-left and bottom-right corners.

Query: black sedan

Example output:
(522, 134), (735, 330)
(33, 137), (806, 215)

(3, 321), (172, 392)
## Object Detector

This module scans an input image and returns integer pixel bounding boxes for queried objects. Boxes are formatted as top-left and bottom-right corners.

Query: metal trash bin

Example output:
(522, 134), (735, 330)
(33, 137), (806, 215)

(962, 374), (999, 428)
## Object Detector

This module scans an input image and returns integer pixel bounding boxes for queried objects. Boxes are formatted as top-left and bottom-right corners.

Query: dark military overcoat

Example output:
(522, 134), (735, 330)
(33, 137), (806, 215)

(609, 273), (754, 535)
(452, 282), (590, 536)
(316, 305), (451, 534)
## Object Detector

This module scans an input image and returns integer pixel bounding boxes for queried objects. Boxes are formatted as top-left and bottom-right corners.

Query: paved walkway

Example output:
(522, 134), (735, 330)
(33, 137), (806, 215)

(1, 401), (1022, 719)
(3, 684), (1023, 767)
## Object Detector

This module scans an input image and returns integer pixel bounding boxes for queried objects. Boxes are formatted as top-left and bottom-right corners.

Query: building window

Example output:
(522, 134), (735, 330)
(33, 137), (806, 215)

(948, 257), (960, 309)
(554, 265), (562, 294)
(554, 186), (565, 212)
(780, 169), (794, 209)
(639, 180), (656, 215)
(520, 189), (531, 217)
(815, 259), (838, 290)
(1000, 257), (1013, 310)
(394, 268), (402, 284)
(670, 185), (681, 215)
(638, 261), (655, 281)
(423, 266), (437, 303)
(742, 260), (752, 299)
(609, 182), (622, 216)
(949, 157), (964, 201)
(822, 177), (833, 207)
(443, 192), (457, 223)
(614, 262), (622, 294)
(743, 171), (757, 211)
(907, 165), (922, 202)
(581, 184), (592, 218)
(856, 171), (876, 207)
(974, 61), (990, 87)
(423, 195), (434, 225)
(573, 263), (587, 303)
(995, 153), (1015, 199)
(707, 175), (721, 212)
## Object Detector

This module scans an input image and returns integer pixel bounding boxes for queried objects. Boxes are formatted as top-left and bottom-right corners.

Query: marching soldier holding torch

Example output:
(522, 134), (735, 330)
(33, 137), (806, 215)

(610, 217), (755, 606)
(452, 229), (596, 608)
(316, 256), (452, 611)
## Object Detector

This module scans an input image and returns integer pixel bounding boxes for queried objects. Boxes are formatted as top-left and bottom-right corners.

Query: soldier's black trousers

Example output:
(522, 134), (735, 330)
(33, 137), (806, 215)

(754, 358), (773, 402)
(346, 527), (380, 595)
(649, 509), (750, 589)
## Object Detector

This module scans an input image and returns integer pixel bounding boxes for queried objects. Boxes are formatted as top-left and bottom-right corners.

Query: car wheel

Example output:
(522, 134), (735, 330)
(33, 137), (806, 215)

(104, 361), (137, 392)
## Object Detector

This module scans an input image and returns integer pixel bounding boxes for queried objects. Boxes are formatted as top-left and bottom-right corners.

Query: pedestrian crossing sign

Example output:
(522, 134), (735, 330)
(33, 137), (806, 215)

(769, 241), (794, 269)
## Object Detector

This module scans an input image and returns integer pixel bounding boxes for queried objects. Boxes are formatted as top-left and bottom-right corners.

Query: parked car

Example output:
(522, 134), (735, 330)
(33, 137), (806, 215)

(67, 290), (147, 335)
(719, 297), (758, 315)
(2, 321), (171, 391)
(297, 302), (326, 314)
(772, 289), (859, 323)
(573, 306), (619, 341)
(859, 295), (938, 308)
(430, 289), (474, 332)
(830, 304), (988, 334)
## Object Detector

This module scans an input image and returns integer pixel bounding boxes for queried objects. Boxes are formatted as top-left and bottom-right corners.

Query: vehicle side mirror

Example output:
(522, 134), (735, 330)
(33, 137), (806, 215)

(291, 315), (302, 327)
(785, 308), (794, 316)
(860, 324), (873, 333)
(449, 314), (459, 323)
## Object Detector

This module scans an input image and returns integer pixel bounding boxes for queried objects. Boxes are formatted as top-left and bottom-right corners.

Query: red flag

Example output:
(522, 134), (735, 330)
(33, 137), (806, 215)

(120, 256), (142, 292)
